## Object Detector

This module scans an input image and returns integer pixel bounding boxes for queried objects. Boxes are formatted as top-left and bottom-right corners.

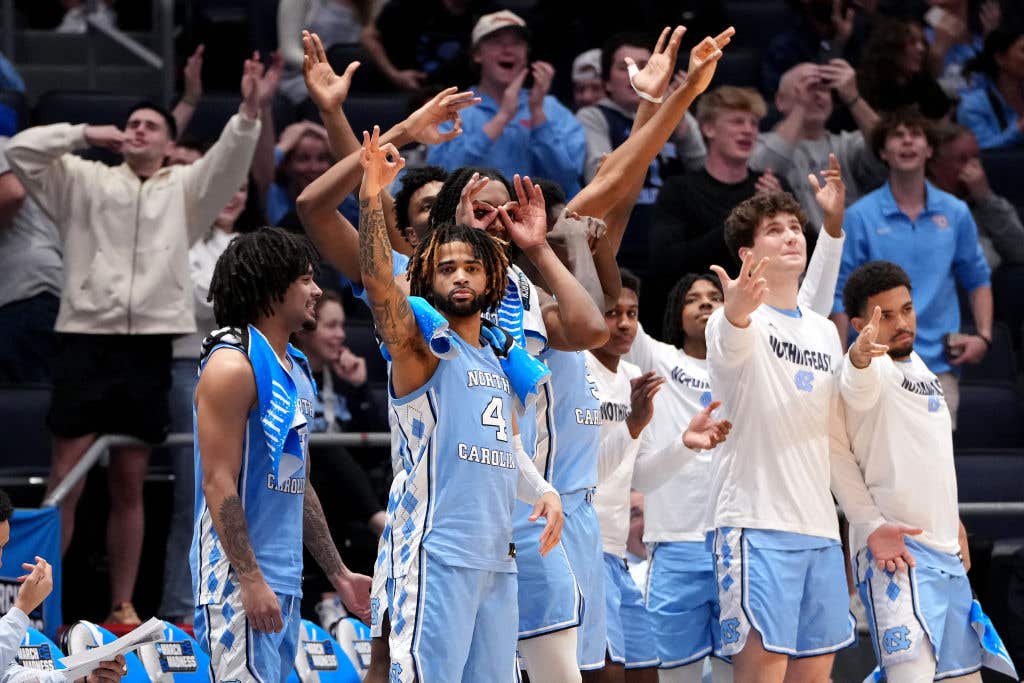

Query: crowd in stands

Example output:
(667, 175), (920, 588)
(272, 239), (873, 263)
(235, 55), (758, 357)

(0, 0), (1022, 658)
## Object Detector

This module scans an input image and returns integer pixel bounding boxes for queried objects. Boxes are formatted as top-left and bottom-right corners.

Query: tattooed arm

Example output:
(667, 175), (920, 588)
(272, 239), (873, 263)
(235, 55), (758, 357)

(194, 348), (284, 633)
(303, 481), (373, 622)
(357, 126), (438, 397)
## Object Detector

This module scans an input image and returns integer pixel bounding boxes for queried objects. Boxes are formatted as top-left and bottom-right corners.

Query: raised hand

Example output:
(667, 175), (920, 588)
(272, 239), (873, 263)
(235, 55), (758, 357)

(684, 27), (734, 96)
(455, 172), (499, 230)
(240, 51), (265, 119)
(14, 556), (53, 615)
(303, 30), (359, 113)
(333, 347), (368, 387)
(625, 371), (665, 438)
(959, 158), (992, 202)
(867, 522), (923, 572)
(849, 306), (889, 369)
(84, 125), (128, 153)
(500, 68), (529, 118)
(818, 58), (858, 105)
(498, 174), (548, 251)
(403, 86), (481, 145)
(257, 51), (284, 110)
(529, 491), (564, 556)
(392, 69), (427, 92)
(627, 26), (686, 101)
(527, 61), (555, 114)
(277, 121), (328, 155)
(359, 126), (405, 199)
(682, 400), (732, 450)
(709, 252), (770, 328)
(809, 153), (846, 236)
(183, 44), (204, 103)
(754, 168), (783, 196)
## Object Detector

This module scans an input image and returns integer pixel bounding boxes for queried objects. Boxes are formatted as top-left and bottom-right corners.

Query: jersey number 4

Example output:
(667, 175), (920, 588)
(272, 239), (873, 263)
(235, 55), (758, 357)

(481, 397), (509, 442)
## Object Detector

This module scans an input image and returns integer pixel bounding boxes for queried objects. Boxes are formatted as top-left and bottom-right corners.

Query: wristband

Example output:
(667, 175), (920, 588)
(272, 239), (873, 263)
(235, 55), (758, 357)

(978, 333), (992, 347)
(843, 94), (861, 108)
(627, 63), (664, 104)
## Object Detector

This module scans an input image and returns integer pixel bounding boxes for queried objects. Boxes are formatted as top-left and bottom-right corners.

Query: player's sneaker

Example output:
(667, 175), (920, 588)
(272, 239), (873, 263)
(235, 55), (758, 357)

(315, 595), (347, 631)
(106, 602), (142, 625)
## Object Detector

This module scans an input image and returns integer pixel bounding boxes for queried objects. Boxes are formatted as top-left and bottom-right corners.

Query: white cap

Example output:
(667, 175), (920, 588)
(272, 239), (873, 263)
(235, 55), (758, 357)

(572, 48), (602, 83)
(471, 10), (528, 47)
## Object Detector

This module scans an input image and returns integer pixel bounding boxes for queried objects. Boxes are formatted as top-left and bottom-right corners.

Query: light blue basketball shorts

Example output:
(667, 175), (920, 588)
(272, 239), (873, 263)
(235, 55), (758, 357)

(515, 489), (607, 670)
(646, 540), (722, 668)
(194, 580), (302, 683)
(712, 527), (855, 659)
(603, 552), (660, 669)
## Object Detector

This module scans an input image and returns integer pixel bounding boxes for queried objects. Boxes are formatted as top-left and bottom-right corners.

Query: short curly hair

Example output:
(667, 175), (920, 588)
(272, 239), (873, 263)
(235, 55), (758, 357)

(842, 261), (913, 319)
(723, 191), (807, 260)
(870, 106), (938, 161)
(393, 165), (448, 230)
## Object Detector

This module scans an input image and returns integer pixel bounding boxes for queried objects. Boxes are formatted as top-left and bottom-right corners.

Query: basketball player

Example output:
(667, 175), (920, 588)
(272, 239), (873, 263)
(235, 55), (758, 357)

(831, 261), (1017, 682)
(356, 128), (563, 682)
(191, 228), (372, 683)
(704, 179), (853, 682)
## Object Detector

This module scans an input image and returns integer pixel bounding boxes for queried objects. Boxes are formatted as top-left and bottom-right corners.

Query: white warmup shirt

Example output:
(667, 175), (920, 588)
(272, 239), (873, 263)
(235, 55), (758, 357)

(705, 304), (843, 540)
(831, 351), (960, 555)
(626, 230), (847, 542)
(587, 353), (642, 557)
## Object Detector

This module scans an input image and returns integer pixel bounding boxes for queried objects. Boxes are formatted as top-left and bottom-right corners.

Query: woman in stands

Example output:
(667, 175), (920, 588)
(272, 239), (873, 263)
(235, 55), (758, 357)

(958, 27), (1024, 149)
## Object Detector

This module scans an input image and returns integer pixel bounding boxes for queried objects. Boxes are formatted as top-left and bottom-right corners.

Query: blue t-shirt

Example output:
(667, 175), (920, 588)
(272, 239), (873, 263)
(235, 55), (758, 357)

(833, 181), (990, 375)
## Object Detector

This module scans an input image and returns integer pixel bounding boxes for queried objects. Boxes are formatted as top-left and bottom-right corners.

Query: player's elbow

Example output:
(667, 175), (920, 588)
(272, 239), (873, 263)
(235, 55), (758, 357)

(571, 317), (609, 349)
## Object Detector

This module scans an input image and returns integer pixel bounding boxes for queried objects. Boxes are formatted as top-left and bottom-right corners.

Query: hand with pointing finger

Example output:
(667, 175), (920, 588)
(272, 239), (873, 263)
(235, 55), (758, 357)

(710, 252), (770, 329)
(850, 305), (889, 369)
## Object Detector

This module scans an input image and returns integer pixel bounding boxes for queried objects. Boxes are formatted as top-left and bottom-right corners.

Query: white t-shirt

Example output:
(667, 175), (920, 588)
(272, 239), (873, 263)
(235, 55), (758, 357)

(831, 351), (960, 555)
(587, 353), (642, 557)
(626, 328), (714, 542)
(705, 304), (843, 540)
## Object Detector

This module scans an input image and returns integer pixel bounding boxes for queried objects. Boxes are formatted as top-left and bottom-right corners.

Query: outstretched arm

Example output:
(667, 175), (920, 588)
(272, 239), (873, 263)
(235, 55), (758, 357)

(303, 482), (371, 622)
(171, 44), (204, 139)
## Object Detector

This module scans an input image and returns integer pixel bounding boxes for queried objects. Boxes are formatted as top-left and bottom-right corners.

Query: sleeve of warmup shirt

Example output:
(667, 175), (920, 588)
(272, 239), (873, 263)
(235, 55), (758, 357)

(0, 608), (29, 675)
(631, 428), (699, 494)
(828, 394), (886, 537)
(515, 434), (556, 504)
(705, 306), (757, 372)
(838, 351), (887, 411)
(798, 227), (846, 317)
(598, 421), (641, 483)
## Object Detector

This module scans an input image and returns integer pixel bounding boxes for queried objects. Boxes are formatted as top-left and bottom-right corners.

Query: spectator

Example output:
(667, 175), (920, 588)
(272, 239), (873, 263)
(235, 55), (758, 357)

(159, 177), (263, 624)
(761, 0), (870, 95)
(958, 27), (1024, 149)
(753, 59), (886, 229)
(169, 45), (206, 144)
(0, 490), (129, 683)
(923, 0), (1001, 96)
(4, 56), (271, 624)
(360, 0), (491, 92)
(832, 108), (992, 428)
(427, 10), (587, 196)
(266, 121), (334, 225)
(929, 121), (1024, 270)
(571, 48), (603, 110)
(392, 164), (448, 247)
(857, 17), (954, 119)
(0, 137), (61, 384)
(278, 0), (372, 104)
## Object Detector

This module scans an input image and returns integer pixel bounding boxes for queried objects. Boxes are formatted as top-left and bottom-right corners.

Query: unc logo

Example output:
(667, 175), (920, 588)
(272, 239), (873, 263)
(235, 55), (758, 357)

(794, 370), (814, 392)
(370, 597), (381, 626)
(882, 626), (912, 654)
(389, 662), (403, 683)
(720, 617), (741, 644)
(928, 396), (941, 413)
(699, 391), (713, 408)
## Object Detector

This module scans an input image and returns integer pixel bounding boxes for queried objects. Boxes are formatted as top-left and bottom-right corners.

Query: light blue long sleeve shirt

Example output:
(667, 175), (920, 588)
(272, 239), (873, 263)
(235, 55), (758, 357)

(427, 89), (586, 197)
(833, 181), (991, 375)
(957, 86), (1024, 150)
(1, 609), (64, 683)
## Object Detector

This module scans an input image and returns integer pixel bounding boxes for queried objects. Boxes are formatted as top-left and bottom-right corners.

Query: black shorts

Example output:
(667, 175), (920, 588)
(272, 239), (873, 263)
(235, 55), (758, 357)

(47, 333), (173, 443)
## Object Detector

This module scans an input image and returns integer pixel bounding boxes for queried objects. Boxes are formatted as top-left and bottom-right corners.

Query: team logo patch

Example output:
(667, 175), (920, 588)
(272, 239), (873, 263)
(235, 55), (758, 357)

(721, 617), (741, 644)
(370, 597), (381, 626)
(933, 214), (949, 230)
(389, 662), (403, 683)
(882, 625), (912, 654)
(794, 370), (814, 392)
(700, 391), (713, 407)
(928, 396), (942, 413)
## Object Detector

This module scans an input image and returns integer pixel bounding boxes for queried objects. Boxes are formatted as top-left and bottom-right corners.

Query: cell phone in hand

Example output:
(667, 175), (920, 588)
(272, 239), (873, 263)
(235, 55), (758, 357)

(943, 332), (968, 359)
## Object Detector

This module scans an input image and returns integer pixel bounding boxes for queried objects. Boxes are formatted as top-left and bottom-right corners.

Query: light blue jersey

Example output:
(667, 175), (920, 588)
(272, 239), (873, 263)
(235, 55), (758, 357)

(534, 349), (601, 493)
(190, 331), (316, 604)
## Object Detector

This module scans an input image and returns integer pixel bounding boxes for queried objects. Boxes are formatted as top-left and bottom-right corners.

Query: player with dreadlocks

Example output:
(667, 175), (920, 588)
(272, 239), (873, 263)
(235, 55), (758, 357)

(356, 126), (563, 682)
(191, 227), (373, 682)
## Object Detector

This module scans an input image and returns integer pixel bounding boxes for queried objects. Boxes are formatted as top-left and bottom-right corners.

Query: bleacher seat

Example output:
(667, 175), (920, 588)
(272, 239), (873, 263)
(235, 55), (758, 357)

(961, 321), (1017, 385)
(712, 48), (761, 89)
(981, 147), (1024, 216)
(34, 90), (139, 127)
(953, 383), (1023, 449)
(342, 95), (409, 140)
(180, 93), (240, 144)
(0, 383), (52, 480)
(327, 44), (395, 95)
(955, 449), (1024, 541)
(0, 89), (28, 131)
(725, 2), (797, 53)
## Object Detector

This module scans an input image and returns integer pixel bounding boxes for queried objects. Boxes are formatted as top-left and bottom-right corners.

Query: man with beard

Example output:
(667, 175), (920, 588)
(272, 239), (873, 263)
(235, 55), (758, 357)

(192, 228), (372, 682)
(355, 128), (563, 683)
(831, 260), (1017, 683)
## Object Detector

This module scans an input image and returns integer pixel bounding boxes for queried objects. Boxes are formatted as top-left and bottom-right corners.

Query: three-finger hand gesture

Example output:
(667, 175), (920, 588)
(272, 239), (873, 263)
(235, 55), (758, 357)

(627, 26), (686, 102)
(303, 30), (359, 113)
(867, 522), (923, 573)
(498, 174), (548, 251)
(14, 556), (53, 615)
(404, 86), (481, 145)
(359, 126), (405, 200)
(709, 252), (769, 328)
(682, 400), (732, 451)
(455, 172), (499, 230)
(809, 153), (846, 236)
(850, 306), (889, 369)
(684, 27), (734, 96)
